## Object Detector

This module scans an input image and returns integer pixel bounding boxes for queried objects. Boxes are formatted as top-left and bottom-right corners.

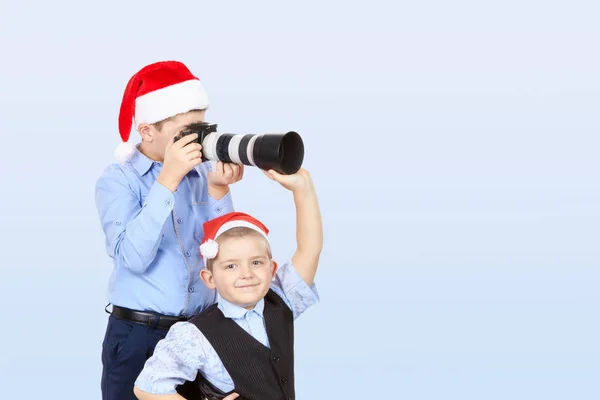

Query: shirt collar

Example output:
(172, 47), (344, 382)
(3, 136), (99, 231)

(217, 293), (265, 320)
(129, 144), (154, 176)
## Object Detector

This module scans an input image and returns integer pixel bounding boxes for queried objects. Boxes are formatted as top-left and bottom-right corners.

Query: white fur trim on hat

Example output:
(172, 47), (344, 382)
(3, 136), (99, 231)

(200, 239), (219, 259)
(214, 220), (269, 241)
(114, 141), (136, 163)
(134, 79), (209, 126)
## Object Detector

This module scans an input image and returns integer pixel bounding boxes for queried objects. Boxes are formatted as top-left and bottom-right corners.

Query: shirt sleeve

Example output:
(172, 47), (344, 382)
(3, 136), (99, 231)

(134, 322), (208, 395)
(208, 190), (234, 219)
(198, 161), (235, 218)
(270, 260), (320, 320)
(95, 164), (174, 274)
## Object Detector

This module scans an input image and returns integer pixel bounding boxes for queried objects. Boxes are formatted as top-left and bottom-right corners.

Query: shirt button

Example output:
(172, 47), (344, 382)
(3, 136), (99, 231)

(185, 251), (191, 257)
(177, 218), (183, 224)
(114, 220), (121, 226)
(166, 200), (173, 206)
(188, 286), (194, 293)
(281, 376), (288, 384)
(216, 207), (222, 213)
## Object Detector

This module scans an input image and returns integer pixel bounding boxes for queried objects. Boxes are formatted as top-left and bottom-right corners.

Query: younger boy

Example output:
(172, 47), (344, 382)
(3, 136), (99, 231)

(133, 168), (323, 400)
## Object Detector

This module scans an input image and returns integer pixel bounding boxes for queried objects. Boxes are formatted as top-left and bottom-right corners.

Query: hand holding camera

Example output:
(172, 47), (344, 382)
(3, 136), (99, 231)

(264, 167), (314, 195)
(157, 133), (203, 192)
(207, 161), (244, 189)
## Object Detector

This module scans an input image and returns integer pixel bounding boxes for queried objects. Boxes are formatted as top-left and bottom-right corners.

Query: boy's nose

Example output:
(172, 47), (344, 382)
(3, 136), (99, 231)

(239, 264), (254, 278)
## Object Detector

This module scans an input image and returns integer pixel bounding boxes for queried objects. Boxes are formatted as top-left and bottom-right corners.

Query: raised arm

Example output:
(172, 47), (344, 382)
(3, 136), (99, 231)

(265, 168), (323, 286)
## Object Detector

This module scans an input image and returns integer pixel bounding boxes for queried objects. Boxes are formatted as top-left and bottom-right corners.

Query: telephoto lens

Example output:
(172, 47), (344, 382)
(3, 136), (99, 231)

(174, 122), (304, 175)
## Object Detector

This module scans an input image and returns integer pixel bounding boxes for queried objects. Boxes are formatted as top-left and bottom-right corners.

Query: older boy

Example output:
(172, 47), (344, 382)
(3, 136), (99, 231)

(95, 60), (244, 400)
(133, 168), (323, 400)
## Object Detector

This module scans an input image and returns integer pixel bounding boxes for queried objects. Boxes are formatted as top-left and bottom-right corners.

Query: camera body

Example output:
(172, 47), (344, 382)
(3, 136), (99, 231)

(174, 122), (218, 162)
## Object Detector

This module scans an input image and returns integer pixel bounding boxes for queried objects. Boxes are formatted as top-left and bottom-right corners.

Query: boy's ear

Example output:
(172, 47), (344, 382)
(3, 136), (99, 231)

(200, 269), (216, 289)
(270, 260), (278, 278)
(137, 123), (154, 142)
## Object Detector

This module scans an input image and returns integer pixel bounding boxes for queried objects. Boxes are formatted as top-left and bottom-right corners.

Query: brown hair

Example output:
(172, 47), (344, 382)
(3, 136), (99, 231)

(206, 227), (272, 271)
(151, 116), (174, 131)
(151, 109), (205, 131)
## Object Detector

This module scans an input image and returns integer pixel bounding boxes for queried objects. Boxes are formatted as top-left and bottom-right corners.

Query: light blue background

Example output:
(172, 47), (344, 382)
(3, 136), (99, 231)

(0, 1), (598, 399)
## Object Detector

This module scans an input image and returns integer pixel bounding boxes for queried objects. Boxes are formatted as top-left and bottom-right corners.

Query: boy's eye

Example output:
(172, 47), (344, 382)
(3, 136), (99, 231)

(252, 260), (263, 266)
(225, 264), (236, 269)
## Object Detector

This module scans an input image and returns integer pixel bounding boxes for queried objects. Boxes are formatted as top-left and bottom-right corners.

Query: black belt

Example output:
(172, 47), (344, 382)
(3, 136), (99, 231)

(109, 304), (190, 330)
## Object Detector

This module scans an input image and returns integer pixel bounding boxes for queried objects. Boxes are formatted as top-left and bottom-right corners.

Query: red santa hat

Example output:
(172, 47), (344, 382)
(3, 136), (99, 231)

(115, 60), (210, 162)
(200, 212), (270, 266)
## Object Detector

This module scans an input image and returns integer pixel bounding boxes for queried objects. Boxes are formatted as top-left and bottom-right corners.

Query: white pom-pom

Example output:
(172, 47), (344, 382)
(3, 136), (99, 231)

(114, 141), (136, 163)
(200, 239), (219, 259)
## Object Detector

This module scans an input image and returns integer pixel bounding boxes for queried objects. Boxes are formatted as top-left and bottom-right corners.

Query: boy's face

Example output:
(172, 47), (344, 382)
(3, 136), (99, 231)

(200, 235), (277, 310)
(139, 109), (206, 160)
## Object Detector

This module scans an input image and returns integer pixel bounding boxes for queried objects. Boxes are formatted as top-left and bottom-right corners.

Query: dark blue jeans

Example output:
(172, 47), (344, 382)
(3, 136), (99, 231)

(101, 314), (169, 400)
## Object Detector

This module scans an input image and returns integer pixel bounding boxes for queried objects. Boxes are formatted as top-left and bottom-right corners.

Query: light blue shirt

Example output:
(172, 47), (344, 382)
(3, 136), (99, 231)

(95, 146), (234, 316)
(134, 261), (320, 394)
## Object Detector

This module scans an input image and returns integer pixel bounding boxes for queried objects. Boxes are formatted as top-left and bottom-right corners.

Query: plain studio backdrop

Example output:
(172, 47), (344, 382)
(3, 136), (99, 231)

(0, 1), (598, 399)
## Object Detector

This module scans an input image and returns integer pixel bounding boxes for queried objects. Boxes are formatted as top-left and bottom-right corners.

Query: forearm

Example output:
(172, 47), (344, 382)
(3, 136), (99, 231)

(208, 183), (229, 200)
(100, 181), (174, 274)
(134, 387), (186, 400)
(291, 184), (323, 286)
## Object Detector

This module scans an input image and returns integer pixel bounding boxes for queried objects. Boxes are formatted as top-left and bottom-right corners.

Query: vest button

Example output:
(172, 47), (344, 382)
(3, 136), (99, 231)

(273, 355), (281, 363)
(281, 376), (288, 384)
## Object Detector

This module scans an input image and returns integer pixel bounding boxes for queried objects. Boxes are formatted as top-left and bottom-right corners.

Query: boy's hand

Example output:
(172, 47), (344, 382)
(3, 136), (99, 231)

(158, 133), (203, 192)
(207, 161), (244, 188)
(264, 168), (314, 194)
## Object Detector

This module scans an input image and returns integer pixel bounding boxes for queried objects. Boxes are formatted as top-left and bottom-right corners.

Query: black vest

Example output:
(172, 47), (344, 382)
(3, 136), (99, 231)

(176, 289), (295, 400)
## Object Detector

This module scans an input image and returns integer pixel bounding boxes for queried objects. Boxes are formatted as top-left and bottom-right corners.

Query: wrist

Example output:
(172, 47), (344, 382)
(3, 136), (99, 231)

(292, 184), (315, 200)
(208, 183), (230, 200)
(157, 171), (181, 192)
